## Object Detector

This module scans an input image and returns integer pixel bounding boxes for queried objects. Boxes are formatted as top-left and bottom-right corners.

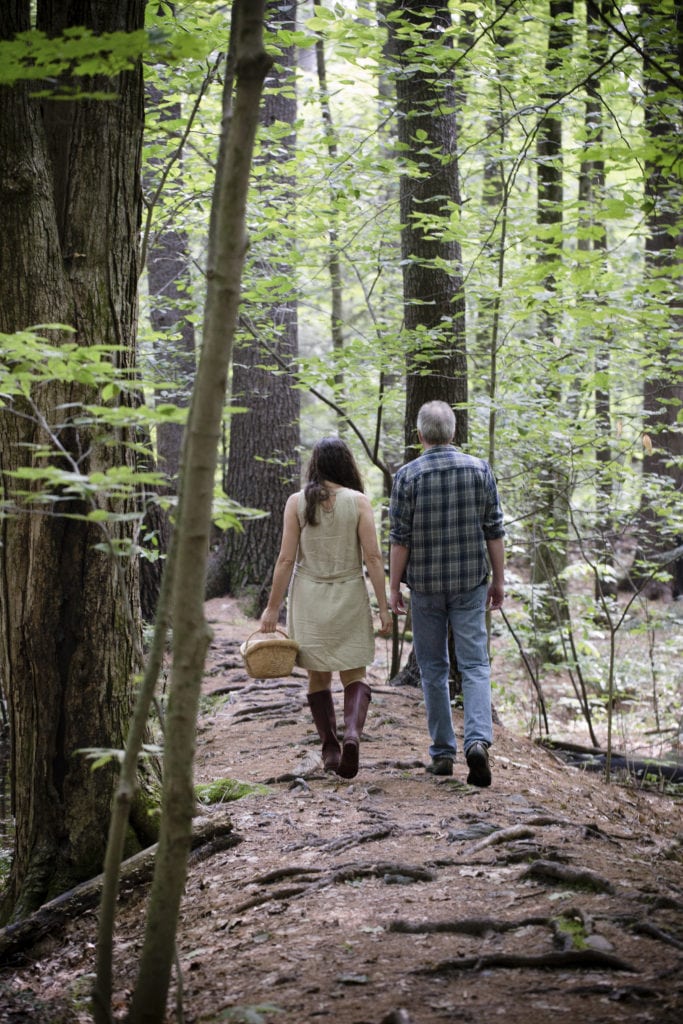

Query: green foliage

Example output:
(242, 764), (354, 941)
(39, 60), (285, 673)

(0, 326), (260, 538)
(78, 744), (163, 771)
(0, 24), (210, 91)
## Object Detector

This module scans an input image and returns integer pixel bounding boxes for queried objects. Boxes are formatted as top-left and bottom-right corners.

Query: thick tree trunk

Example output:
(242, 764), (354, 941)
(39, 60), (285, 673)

(387, 1), (467, 458)
(386, 2), (466, 684)
(0, 0), (155, 923)
(631, 0), (683, 598)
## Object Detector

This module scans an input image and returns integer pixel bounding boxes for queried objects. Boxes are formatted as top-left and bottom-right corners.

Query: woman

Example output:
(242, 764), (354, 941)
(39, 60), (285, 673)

(260, 437), (392, 779)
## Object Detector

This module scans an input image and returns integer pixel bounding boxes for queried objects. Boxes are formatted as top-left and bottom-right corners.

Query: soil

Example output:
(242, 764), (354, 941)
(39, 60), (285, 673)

(1, 597), (682, 1024)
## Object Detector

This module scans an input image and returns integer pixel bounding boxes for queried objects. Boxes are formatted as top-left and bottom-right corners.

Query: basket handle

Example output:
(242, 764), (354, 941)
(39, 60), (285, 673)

(244, 626), (291, 646)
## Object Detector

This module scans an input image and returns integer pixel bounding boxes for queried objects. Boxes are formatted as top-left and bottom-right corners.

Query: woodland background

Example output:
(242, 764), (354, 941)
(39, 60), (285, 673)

(0, 2), (681, 1021)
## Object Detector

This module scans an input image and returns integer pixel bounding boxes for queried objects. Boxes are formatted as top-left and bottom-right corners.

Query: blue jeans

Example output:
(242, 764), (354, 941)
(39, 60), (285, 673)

(410, 584), (492, 760)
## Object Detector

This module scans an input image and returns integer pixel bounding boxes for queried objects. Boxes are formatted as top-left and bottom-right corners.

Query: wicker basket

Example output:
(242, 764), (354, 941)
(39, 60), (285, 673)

(240, 628), (300, 679)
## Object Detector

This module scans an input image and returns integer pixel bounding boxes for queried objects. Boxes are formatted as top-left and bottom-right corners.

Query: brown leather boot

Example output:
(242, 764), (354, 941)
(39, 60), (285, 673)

(307, 690), (341, 772)
(337, 680), (371, 779)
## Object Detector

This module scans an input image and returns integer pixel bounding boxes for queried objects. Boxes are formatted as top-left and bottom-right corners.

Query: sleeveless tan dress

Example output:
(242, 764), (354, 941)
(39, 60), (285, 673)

(287, 488), (375, 671)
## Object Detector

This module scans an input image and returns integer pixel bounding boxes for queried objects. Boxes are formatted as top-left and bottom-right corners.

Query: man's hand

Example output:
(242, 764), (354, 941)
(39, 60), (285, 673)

(390, 587), (407, 616)
(486, 581), (505, 611)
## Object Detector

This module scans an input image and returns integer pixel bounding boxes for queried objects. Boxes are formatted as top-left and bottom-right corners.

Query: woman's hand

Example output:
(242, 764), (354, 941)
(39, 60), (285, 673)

(260, 608), (279, 633)
(377, 609), (393, 636)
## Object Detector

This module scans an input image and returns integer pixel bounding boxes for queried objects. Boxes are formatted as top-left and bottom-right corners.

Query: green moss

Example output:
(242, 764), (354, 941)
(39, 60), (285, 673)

(195, 778), (270, 805)
(200, 692), (233, 713)
(553, 914), (588, 949)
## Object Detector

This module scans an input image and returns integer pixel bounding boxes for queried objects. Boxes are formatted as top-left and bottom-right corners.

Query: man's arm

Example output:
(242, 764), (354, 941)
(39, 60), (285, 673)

(389, 543), (410, 615)
(486, 536), (505, 610)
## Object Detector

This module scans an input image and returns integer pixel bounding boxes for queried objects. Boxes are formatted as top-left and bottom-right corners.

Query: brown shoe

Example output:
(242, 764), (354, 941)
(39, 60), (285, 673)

(426, 757), (453, 776)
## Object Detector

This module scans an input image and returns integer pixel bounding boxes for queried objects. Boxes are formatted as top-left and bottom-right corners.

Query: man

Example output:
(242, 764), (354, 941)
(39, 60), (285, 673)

(389, 400), (505, 786)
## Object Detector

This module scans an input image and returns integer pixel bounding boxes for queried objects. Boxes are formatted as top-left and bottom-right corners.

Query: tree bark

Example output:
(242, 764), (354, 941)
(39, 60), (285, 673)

(0, 0), (155, 924)
(632, 0), (683, 598)
(386, 1), (467, 687)
(387, 1), (467, 458)
(529, 0), (573, 659)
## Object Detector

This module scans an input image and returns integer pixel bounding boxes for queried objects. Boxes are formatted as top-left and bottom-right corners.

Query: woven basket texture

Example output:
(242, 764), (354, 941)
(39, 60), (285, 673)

(240, 628), (299, 679)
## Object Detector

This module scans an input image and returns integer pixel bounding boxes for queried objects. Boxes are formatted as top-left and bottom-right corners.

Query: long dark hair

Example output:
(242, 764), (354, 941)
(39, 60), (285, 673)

(303, 436), (364, 526)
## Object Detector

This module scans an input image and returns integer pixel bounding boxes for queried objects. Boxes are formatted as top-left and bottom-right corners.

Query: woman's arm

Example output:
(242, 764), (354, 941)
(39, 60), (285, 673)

(260, 493), (301, 632)
(357, 494), (392, 634)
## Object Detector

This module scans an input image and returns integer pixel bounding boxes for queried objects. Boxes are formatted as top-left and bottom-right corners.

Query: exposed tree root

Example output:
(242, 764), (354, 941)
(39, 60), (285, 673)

(286, 826), (396, 853)
(522, 858), (615, 892)
(633, 921), (683, 950)
(231, 860), (435, 914)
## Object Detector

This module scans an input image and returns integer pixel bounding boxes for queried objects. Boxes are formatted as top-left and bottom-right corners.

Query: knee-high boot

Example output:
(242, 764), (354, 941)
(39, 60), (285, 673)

(307, 690), (341, 772)
(337, 681), (371, 779)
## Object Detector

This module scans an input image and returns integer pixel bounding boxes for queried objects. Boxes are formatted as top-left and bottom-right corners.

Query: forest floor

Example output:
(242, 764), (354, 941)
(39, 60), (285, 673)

(1, 596), (682, 1024)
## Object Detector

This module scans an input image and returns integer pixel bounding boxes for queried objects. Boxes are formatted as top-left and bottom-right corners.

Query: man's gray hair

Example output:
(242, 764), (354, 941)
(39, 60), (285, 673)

(417, 401), (456, 444)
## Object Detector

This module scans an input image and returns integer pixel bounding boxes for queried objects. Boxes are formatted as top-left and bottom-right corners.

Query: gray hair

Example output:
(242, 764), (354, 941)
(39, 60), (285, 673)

(417, 401), (455, 444)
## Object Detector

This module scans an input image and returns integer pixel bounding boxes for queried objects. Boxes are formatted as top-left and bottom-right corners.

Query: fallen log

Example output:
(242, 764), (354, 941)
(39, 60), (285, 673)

(538, 739), (683, 783)
(0, 815), (239, 963)
(417, 948), (636, 973)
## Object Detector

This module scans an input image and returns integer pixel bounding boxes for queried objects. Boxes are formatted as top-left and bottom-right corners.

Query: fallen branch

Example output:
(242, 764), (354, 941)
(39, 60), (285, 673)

(464, 824), (535, 855)
(0, 817), (238, 963)
(537, 739), (683, 783)
(417, 949), (636, 973)
(390, 915), (550, 936)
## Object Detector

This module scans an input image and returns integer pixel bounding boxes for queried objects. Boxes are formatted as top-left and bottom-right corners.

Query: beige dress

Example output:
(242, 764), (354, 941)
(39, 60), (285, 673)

(287, 488), (375, 671)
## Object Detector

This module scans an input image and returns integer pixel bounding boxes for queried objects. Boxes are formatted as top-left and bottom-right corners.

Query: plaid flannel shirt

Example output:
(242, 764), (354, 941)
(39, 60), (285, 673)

(389, 445), (505, 594)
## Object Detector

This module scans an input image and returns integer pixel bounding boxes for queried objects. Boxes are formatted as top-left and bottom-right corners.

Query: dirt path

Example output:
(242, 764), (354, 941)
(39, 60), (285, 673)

(1, 598), (682, 1023)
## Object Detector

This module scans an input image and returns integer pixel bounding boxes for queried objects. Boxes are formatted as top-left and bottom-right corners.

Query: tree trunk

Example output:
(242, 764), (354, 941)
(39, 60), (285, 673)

(207, 0), (300, 614)
(138, 79), (201, 621)
(0, 0), (155, 924)
(632, 0), (683, 598)
(127, 4), (270, 1019)
(580, 2), (613, 601)
(386, 1), (467, 686)
(529, 0), (573, 660)
(388, 1), (467, 459)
